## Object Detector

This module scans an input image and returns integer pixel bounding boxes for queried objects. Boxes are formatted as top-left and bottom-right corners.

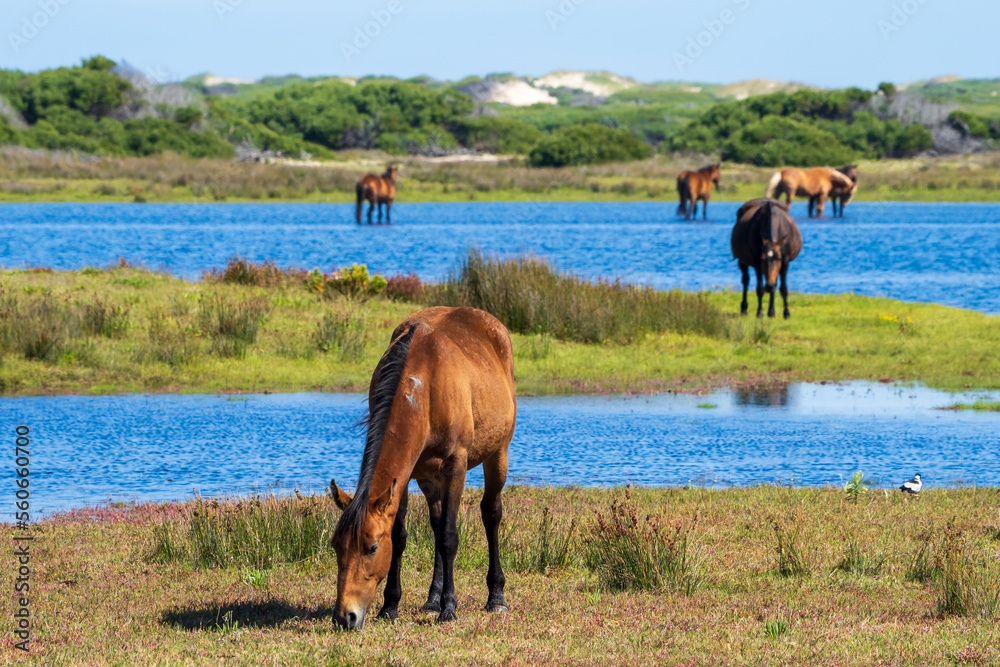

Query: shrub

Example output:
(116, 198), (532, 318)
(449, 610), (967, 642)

(528, 124), (652, 167)
(313, 309), (367, 360)
(305, 265), (387, 300)
(0, 294), (79, 361)
(586, 486), (702, 593)
(431, 250), (725, 343)
(198, 295), (271, 359)
(82, 300), (130, 338)
(384, 273), (425, 302)
(204, 256), (295, 288)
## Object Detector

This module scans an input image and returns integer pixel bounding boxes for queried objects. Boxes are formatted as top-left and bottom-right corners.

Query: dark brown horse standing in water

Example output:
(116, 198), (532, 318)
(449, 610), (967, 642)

(764, 166), (856, 218)
(676, 164), (721, 220)
(731, 198), (802, 319)
(330, 306), (517, 630)
(829, 165), (858, 217)
(355, 165), (397, 224)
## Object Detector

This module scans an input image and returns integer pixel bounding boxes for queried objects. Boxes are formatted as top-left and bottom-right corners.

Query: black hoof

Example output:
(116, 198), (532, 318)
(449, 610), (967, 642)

(756, 311), (764, 319)
(485, 601), (509, 613)
(376, 607), (398, 621)
(421, 600), (441, 614)
(783, 311), (791, 320)
(437, 608), (458, 623)
(767, 311), (775, 318)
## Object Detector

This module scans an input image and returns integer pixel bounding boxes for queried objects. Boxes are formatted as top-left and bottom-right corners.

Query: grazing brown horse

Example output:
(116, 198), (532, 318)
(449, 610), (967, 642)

(676, 164), (721, 220)
(731, 198), (802, 319)
(330, 306), (517, 630)
(764, 166), (856, 218)
(355, 165), (397, 224)
(829, 165), (858, 217)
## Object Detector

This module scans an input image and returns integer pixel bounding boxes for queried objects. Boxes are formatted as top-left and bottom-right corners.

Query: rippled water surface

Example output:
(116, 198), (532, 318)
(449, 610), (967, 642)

(4, 382), (998, 516)
(1, 202), (998, 312)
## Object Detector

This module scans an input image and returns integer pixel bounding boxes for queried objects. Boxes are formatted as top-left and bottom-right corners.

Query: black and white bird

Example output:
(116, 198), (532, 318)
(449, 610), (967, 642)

(899, 473), (922, 494)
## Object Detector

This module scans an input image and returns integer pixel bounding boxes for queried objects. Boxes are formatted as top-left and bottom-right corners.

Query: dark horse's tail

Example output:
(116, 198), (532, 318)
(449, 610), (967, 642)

(355, 181), (365, 224)
(676, 175), (690, 216)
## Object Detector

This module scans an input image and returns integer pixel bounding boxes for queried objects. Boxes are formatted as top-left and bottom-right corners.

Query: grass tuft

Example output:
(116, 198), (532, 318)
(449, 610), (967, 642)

(586, 485), (703, 593)
(430, 250), (726, 343)
(935, 521), (1000, 619)
(772, 520), (813, 577)
(198, 294), (271, 359)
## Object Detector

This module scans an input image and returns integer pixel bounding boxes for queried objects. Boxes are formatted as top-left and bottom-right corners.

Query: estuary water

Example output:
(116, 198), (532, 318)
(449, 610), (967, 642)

(1, 201), (998, 312)
(3, 382), (998, 516)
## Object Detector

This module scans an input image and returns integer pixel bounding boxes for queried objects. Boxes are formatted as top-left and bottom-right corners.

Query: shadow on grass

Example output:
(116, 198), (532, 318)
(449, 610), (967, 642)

(161, 599), (332, 630)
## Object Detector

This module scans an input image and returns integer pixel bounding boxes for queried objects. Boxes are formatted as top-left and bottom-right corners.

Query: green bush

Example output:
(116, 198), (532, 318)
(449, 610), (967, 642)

(456, 116), (544, 154)
(528, 123), (652, 166)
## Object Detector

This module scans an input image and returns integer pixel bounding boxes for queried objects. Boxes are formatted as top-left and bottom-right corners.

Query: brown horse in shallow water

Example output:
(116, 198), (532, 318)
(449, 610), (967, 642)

(677, 164), (720, 220)
(764, 166), (856, 218)
(731, 198), (802, 319)
(356, 165), (397, 224)
(829, 165), (858, 217)
(330, 306), (517, 630)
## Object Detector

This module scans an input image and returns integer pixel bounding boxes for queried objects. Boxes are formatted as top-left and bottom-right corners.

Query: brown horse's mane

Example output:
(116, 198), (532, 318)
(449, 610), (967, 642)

(334, 324), (419, 543)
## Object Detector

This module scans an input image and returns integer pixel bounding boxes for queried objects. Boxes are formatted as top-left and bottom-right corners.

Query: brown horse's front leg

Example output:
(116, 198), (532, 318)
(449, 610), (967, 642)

(377, 488), (409, 621)
(385, 201), (392, 224)
(702, 197), (708, 220)
(367, 200), (375, 224)
(435, 458), (468, 623)
(417, 479), (444, 613)
(816, 192), (827, 218)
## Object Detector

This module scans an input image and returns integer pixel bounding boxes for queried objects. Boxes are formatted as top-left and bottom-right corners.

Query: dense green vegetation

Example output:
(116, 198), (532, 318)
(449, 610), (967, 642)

(669, 88), (938, 165)
(1, 59), (998, 166)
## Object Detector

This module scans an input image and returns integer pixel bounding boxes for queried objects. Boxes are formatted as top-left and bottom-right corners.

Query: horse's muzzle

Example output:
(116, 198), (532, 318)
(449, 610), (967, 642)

(333, 608), (366, 631)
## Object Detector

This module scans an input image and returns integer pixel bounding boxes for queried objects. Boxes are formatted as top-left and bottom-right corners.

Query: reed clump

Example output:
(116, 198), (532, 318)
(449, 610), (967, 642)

(431, 250), (726, 343)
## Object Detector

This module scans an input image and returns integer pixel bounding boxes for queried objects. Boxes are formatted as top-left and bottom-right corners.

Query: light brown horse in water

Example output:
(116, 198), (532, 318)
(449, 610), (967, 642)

(676, 164), (721, 220)
(355, 165), (397, 224)
(829, 165), (858, 217)
(330, 306), (517, 630)
(764, 166), (856, 218)
(731, 198), (802, 319)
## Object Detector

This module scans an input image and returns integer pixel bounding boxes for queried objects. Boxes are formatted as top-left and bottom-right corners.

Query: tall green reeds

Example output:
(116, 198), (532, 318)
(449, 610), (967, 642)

(431, 250), (726, 343)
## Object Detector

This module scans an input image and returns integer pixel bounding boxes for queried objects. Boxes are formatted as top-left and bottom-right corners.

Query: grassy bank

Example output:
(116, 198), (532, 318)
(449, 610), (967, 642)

(0, 261), (998, 396)
(5, 485), (1000, 665)
(3, 150), (1000, 203)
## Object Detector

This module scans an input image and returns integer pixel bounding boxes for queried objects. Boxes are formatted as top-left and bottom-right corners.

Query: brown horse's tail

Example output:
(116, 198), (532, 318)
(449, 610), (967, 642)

(355, 181), (365, 224)
(765, 172), (782, 199)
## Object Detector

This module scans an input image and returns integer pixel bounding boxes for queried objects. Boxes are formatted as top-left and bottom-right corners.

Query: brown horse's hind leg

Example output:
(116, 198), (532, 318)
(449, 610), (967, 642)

(780, 263), (791, 319)
(481, 449), (509, 613)
(417, 479), (444, 613)
(385, 200), (392, 224)
(376, 487), (409, 621)
(367, 199), (375, 224)
(739, 263), (750, 316)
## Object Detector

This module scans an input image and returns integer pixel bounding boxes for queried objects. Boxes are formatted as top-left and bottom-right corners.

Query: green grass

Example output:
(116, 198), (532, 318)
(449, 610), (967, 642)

(3, 151), (1000, 203)
(9, 485), (1000, 665)
(0, 263), (998, 396)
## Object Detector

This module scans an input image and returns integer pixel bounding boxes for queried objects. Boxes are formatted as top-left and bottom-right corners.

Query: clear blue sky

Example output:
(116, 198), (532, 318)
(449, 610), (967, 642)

(1, 0), (996, 88)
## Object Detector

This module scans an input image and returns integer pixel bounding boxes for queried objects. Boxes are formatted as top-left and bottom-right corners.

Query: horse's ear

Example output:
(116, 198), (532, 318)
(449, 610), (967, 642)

(373, 478), (397, 515)
(330, 479), (353, 511)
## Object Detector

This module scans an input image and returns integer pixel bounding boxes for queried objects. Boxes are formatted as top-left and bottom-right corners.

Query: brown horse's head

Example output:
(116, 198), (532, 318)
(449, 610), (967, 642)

(708, 164), (721, 190)
(839, 164), (858, 183)
(329, 477), (399, 631)
(761, 239), (783, 291)
(383, 165), (398, 183)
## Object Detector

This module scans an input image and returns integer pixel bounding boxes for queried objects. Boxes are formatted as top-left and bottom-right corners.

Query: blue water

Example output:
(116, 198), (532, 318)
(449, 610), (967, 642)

(1, 202), (998, 313)
(3, 383), (998, 516)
